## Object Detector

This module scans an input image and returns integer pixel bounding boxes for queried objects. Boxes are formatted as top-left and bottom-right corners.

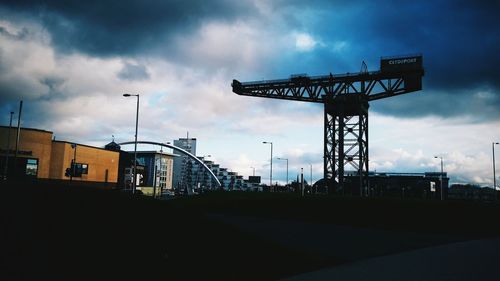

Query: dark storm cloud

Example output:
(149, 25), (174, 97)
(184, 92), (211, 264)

(270, 0), (500, 119)
(361, 0), (500, 118)
(365, 0), (500, 91)
(286, 0), (500, 90)
(118, 62), (149, 81)
(0, 0), (256, 57)
(1, 0), (499, 120)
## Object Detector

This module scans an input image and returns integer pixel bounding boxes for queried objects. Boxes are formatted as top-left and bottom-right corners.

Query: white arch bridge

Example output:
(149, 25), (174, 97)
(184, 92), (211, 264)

(118, 140), (222, 188)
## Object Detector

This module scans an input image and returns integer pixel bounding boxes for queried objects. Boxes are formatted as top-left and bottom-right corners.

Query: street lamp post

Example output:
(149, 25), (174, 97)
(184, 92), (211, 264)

(263, 141), (273, 191)
(493, 142), (499, 193)
(301, 167), (304, 196)
(434, 156), (444, 200)
(70, 143), (77, 183)
(124, 93), (140, 194)
(309, 163), (313, 192)
(277, 157), (288, 187)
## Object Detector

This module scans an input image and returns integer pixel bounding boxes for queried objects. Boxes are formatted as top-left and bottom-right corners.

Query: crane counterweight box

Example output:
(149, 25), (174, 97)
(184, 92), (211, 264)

(381, 55), (423, 73)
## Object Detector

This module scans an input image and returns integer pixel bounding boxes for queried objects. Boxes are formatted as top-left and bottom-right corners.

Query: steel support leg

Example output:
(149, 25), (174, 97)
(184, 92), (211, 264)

(324, 94), (369, 196)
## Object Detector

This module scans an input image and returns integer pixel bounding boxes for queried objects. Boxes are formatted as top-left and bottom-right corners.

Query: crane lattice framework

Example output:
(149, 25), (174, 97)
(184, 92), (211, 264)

(232, 55), (424, 195)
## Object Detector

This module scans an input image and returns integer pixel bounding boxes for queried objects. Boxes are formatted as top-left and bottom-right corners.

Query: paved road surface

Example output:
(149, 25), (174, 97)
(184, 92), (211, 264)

(281, 237), (500, 281)
(207, 214), (499, 280)
(207, 213), (467, 261)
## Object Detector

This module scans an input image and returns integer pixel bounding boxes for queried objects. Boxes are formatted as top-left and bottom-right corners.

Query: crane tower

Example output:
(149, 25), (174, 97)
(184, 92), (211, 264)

(232, 55), (424, 195)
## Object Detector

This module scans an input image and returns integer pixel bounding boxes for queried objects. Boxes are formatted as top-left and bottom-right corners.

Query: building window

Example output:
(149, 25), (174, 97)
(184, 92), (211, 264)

(81, 164), (88, 174)
(26, 158), (38, 176)
(71, 163), (89, 176)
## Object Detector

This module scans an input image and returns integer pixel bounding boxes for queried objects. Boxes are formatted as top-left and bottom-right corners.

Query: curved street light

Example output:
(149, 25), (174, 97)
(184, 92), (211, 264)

(277, 157), (288, 186)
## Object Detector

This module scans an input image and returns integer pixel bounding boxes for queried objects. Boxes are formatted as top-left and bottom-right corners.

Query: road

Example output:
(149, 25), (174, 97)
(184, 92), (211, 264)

(207, 213), (500, 280)
(281, 237), (500, 281)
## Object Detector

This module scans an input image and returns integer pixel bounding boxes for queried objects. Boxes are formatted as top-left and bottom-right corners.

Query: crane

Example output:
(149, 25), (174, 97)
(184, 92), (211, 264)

(232, 55), (424, 195)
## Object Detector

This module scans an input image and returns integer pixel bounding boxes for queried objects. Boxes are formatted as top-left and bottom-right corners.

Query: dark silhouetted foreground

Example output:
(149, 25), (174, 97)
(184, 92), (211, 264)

(2, 181), (500, 280)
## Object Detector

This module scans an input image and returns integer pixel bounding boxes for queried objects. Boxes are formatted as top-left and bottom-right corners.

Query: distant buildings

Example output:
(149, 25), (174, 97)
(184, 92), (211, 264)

(171, 136), (259, 193)
(6, 126), (494, 202)
(448, 184), (497, 201)
(0, 126), (256, 195)
(368, 172), (450, 199)
(313, 171), (450, 199)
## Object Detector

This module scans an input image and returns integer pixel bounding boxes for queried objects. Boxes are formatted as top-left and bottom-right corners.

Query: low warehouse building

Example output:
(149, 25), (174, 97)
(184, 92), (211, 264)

(50, 141), (119, 185)
(1, 126), (119, 186)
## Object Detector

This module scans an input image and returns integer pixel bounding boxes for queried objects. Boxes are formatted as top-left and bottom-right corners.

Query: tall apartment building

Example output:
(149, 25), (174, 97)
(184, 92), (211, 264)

(172, 137), (196, 190)
(171, 136), (251, 192)
(191, 157), (218, 190)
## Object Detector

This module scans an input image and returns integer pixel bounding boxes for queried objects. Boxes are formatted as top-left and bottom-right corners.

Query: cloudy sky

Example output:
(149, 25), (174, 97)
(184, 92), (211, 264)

(1, 0), (499, 186)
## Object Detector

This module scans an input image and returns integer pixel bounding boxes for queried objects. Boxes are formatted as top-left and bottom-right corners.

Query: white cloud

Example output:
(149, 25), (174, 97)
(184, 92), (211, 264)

(294, 32), (318, 51)
(369, 113), (500, 186)
(0, 25), (56, 99)
(173, 20), (276, 73)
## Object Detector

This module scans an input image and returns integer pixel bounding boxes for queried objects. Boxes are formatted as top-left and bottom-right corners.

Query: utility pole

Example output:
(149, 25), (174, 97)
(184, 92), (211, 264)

(3, 112), (14, 180)
(493, 142), (499, 197)
(13, 101), (22, 178)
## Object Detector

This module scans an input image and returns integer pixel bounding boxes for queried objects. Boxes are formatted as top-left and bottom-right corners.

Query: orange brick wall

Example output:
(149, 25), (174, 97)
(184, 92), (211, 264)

(0, 127), (53, 178)
(50, 141), (119, 183)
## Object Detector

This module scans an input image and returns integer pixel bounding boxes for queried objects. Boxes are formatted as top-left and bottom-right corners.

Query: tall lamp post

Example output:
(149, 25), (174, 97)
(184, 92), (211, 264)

(124, 93), (139, 194)
(70, 143), (77, 183)
(309, 163), (313, 188)
(493, 142), (499, 193)
(263, 141), (273, 191)
(434, 156), (444, 200)
(277, 157), (288, 187)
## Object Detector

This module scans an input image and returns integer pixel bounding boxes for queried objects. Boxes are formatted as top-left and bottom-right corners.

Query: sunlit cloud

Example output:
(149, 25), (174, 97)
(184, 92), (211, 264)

(294, 32), (319, 52)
